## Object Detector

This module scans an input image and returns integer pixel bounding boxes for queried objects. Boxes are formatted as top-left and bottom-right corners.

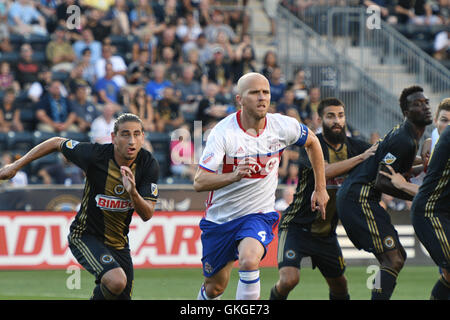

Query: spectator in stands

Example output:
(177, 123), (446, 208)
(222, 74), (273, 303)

(8, 0), (48, 36)
(129, 0), (165, 38)
(361, 0), (397, 22)
(0, 1), (11, 53)
(395, 0), (442, 25)
(282, 162), (300, 186)
(95, 62), (121, 105)
(433, 26), (449, 60)
(274, 186), (296, 212)
(231, 41), (257, 83)
(263, 0), (279, 40)
(276, 88), (297, 115)
(169, 123), (196, 181)
(0, 61), (20, 93)
(161, 0), (179, 26)
(127, 48), (152, 86)
(90, 102), (116, 144)
(0, 152), (28, 187)
(78, 48), (97, 86)
(73, 29), (102, 64)
(186, 48), (208, 85)
(177, 11), (203, 55)
(195, 81), (233, 128)
(303, 85), (322, 114)
(85, 8), (112, 43)
(291, 68), (309, 106)
(269, 66), (287, 104)
(82, 0), (115, 12)
(65, 62), (90, 98)
(154, 86), (184, 133)
(156, 28), (183, 63)
(15, 44), (41, 90)
(95, 44), (127, 88)
(71, 84), (101, 133)
(46, 26), (77, 73)
(160, 46), (183, 83)
(105, 0), (130, 36)
(203, 9), (239, 44)
(175, 64), (203, 103)
(261, 50), (279, 80)
(207, 46), (232, 91)
(0, 88), (24, 133)
(145, 63), (172, 102)
(213, 30), (235, 61)
(56, 0), (81, 28)
(35, 80), (79, 133)
(129, 87), (155, 132)
(28, 67), (58, 103)
(38, 153), (84, 185)
(196, 33), (214, 66)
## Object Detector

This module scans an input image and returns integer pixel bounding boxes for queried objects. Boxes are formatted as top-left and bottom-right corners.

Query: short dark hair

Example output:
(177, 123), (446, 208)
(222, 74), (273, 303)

(317, 97), (345, 117)
(436, 98), (450, 120)
(399, 85), (423, 114)
(114, 113), (144, 134)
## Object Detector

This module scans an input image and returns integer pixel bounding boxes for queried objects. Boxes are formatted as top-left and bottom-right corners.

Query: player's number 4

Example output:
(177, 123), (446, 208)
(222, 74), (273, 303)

(258, 231), (267, 242)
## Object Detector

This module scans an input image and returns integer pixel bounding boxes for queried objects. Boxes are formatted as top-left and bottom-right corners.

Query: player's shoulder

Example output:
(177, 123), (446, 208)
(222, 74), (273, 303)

(209, 112), (239, 135)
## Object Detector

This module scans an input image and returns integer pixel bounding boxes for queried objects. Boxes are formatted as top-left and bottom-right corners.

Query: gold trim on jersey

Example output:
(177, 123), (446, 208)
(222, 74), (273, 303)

(429, 217), (450, 262)
(71, 237), (103, 275)
(280, 169), (309, 229)
(359, 185), (384, 253)
(277, 229), (288, 264)
(70, 180), (91, 240)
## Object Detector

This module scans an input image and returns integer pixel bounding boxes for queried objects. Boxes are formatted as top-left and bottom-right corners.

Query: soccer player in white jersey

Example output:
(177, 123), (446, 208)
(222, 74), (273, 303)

(194, 72), (329, 300)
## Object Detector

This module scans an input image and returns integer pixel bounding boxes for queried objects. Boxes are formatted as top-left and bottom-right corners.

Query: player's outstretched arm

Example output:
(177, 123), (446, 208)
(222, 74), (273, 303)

(303, 131), (329, 219)
(325, 142), (378, 179)
(0, 137), (66, 181)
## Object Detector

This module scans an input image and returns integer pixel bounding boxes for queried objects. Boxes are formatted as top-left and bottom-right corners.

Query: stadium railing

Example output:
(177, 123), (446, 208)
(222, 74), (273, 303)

(276, 5), (402, 139)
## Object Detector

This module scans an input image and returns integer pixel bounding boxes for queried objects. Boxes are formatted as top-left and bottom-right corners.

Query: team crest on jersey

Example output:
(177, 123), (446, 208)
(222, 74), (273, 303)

(65, 140), (80, 150)
(383, 236), (395, 249)
(151, 183), (158, 197)
(114, 184), (125, 195)
(382, 153), (397, 165)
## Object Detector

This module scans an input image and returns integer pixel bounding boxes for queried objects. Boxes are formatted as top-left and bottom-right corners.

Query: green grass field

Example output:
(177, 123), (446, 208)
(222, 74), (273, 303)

(0, 266), (439, 300)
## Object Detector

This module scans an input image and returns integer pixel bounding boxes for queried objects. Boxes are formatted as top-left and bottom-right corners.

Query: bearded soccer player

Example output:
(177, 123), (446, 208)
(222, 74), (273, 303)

(270, 98), (378, 300)
(194, 72), (329, 300)
(0, 113), (159, 300)
(336, 85), (432, 300)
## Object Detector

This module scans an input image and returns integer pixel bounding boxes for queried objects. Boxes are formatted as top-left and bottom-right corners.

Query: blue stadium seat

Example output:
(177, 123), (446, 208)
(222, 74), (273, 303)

(33, 131), (57, 146)
(6, 131), (34, 150)
(0, 132), (7, 151)
(61, 131), (90, 142)
(30, 152), (59, 175)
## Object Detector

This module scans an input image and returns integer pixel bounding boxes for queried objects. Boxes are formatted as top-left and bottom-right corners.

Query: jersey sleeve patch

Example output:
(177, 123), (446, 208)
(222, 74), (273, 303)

(382, 152), (397, 165)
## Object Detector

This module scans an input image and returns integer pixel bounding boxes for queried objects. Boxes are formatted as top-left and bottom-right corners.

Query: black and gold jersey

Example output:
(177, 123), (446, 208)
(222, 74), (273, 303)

(279, 133), (371, 236)
(339, 120), (419, 202)
(412, 124), (450, 216)
(61, 140), (159, 249)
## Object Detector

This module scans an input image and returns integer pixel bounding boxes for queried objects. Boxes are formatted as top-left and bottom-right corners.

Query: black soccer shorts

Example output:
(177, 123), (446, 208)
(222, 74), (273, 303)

(277, 223), (346, 278)
(68, 233), (134, 299)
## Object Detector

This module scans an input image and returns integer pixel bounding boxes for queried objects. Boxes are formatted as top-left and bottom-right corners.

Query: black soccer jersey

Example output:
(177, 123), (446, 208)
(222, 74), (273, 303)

(339, 120), (419, 202)
(279, 133), (371, 236)
(61, 140), (159, 249)
(412, 125), (450, 216)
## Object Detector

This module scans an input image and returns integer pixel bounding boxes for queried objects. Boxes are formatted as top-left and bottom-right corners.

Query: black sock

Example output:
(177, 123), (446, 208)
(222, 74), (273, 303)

(371, 267), (398, 300)
(430, 275), (450, 300)
(91, 283), (119, 300)
(269, 285), (287, 300)
(329, 292), (350, 300)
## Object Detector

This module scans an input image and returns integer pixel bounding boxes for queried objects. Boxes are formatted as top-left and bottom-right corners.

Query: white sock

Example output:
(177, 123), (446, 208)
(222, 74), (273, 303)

(236, 270), (260, 300)
(197, 283), (222, 300)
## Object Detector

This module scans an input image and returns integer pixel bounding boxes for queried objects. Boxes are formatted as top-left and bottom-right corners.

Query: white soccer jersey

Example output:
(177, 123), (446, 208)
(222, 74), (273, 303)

(198, 110), (309, 223)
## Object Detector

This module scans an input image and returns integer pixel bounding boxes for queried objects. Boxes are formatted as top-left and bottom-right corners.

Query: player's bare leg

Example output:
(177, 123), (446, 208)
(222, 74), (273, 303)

(236, 237), (265, 299)
(91, 267), (127, 300)
(199, 261), (234, 299)
(271, 266), (300, 300)
(373, 247), (406, 300)
(325, 275), (350, 300)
